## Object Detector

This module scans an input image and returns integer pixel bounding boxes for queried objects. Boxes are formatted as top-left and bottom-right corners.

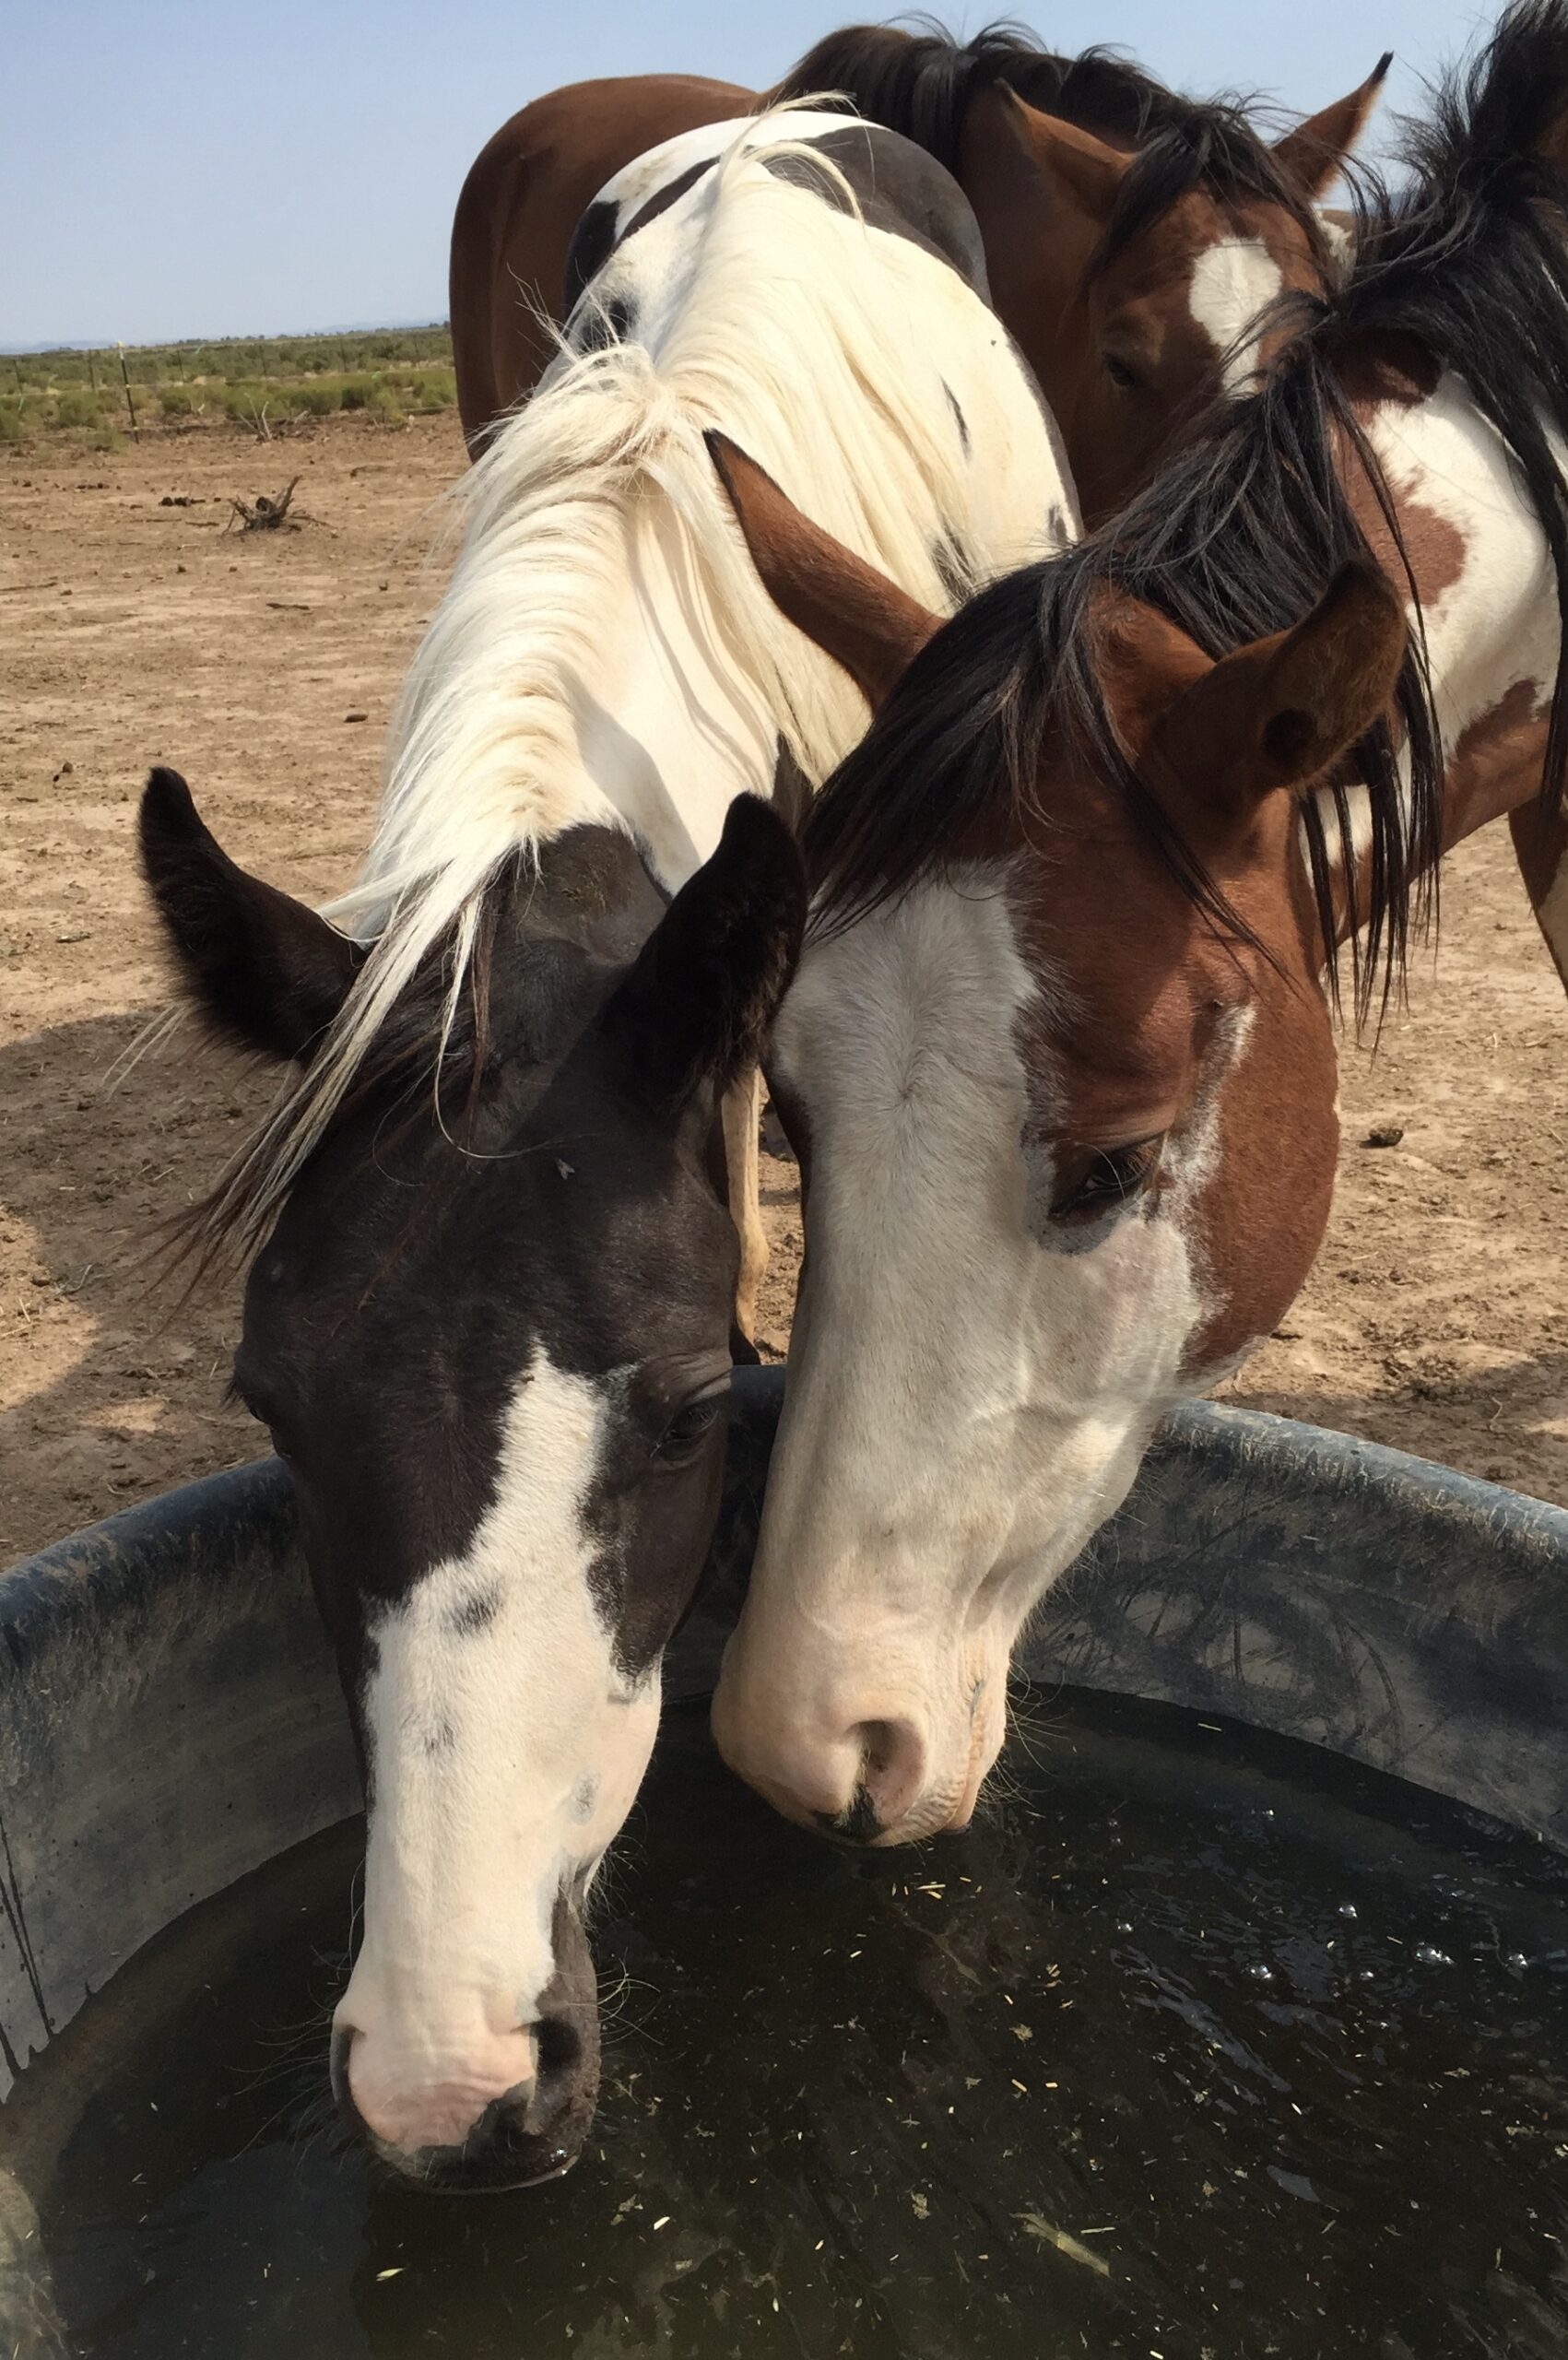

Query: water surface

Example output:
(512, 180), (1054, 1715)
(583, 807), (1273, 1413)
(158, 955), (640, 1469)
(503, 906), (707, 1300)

(6, 1692), (1567, 2358)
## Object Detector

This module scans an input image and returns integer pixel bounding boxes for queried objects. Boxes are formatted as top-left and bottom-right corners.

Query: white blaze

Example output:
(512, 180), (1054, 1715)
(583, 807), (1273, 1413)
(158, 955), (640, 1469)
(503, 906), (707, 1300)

(336, 1346), (658, 2151)
(1188, 237), (1286, 395)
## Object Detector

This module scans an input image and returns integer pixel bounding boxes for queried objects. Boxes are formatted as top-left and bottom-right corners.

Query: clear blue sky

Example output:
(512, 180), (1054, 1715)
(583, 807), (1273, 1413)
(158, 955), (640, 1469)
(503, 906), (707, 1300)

(6, 0), (1493, 348)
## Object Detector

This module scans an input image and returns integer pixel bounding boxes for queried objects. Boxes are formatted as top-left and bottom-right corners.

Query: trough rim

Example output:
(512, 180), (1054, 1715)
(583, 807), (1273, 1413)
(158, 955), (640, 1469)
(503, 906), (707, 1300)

(7, 1390), (1565, 1591)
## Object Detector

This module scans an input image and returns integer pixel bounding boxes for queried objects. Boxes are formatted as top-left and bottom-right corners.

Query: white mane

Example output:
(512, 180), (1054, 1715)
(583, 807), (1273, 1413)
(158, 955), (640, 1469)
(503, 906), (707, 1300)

(209, 108), (1044, 1246)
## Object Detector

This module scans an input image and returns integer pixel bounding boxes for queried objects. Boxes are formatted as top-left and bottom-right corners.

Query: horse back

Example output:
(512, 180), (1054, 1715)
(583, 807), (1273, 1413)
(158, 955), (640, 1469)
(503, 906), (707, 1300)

(451, 74), (752, 452)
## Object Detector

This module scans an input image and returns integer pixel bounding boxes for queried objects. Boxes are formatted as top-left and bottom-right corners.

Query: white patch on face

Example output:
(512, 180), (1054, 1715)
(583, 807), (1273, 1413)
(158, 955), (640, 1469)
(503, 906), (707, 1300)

(335, 1344), (660, 2154)
(713, 878), (1249, 1841)
(1187, 238), (1285, 395)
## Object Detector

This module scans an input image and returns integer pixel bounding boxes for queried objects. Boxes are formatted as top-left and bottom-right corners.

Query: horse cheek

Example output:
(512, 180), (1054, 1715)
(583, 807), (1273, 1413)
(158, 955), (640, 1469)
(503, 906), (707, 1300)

(1181, 1001), (1339, 1382)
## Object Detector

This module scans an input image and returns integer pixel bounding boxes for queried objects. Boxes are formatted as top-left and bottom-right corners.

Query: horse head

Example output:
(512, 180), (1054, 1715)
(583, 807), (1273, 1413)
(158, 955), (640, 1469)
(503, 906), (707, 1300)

(141, 769), (803, 2183)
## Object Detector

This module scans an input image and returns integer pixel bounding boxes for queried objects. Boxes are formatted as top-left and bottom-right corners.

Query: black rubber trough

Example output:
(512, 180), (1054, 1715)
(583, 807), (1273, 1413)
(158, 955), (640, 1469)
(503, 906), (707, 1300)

(3, 1370), (1566, 2111)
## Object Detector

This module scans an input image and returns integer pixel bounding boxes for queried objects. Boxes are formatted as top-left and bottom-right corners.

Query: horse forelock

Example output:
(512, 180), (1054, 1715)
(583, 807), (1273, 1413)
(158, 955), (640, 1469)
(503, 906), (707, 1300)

(1086, 111), (1327, 287)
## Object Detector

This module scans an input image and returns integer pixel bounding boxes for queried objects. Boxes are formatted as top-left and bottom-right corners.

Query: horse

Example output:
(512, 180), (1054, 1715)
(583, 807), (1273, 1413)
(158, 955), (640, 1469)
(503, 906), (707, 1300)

(452, 22), (1387, 521)
(136, 111), (1072, 2189)
(701, 0), (1568, 1849)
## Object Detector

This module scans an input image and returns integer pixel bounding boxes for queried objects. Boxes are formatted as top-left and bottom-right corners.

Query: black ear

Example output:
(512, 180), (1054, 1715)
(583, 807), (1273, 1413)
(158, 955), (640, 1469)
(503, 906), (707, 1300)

(139, 766), (363, 1062)
(604, 795), (806, 1110)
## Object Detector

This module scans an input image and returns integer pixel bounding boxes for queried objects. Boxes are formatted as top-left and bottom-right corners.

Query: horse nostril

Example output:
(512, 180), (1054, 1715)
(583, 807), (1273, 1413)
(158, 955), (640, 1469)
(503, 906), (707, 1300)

(532, 2012), (584, 2102)
(852, 1717), (926, 1830)
(330, 2022), (363, 2122)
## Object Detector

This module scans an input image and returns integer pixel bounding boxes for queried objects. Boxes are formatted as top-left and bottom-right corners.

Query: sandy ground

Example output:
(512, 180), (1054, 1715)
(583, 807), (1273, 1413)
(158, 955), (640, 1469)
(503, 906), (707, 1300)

(2, 419), (1563, 1564)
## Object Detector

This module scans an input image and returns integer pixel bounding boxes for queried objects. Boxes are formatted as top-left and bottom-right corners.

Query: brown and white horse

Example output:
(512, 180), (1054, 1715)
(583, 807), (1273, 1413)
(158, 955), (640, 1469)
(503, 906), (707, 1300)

(452, 23), (1386, 521)
(139, 112), (1069, 2189)
(705, 2), (1568, 1848)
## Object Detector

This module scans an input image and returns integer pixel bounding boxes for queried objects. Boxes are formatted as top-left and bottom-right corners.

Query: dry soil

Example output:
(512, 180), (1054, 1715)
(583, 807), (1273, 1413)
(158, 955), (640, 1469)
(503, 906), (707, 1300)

(2, 417), (1563, 1564)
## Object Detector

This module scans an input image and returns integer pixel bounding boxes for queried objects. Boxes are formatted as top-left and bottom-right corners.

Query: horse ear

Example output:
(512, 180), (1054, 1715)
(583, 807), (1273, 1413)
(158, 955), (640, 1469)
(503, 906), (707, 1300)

(707, 431), (941, 709)
(1152, 564), (1407, 827)
(992, 87), (1127, 221)
(139, 766), (362, 1062)
(1272, 55), (1392, 198)
(604, 795), (807, 1113)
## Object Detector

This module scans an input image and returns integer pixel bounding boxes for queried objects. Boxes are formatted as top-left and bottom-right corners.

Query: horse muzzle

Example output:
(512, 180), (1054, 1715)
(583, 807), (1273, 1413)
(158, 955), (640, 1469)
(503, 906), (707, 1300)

(331, 1899), (602, 2192)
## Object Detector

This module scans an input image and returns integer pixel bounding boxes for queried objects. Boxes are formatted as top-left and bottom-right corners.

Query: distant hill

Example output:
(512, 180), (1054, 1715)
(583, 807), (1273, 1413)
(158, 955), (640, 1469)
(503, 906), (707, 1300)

(1, 321), (449, 357)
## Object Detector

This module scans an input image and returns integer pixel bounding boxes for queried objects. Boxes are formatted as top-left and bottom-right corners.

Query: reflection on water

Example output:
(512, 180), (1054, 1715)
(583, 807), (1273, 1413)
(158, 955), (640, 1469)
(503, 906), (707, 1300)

(6, 1693), (1568, 2359)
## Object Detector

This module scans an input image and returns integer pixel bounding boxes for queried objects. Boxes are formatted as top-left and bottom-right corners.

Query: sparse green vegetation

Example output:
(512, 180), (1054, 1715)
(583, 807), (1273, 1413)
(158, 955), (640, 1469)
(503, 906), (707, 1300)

(2, 326), (457, 443)
(53, 389), (105, 430)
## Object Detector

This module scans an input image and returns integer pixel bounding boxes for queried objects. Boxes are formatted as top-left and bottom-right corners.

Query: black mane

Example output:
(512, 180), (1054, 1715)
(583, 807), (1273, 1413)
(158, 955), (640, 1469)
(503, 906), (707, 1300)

(805, 0), (1568, 1022)
(773, 18), (1325, 279)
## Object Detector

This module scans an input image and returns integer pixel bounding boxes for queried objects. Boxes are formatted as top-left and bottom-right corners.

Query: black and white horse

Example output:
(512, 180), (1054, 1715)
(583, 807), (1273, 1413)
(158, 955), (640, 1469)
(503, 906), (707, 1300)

(140, 109), (1072, 2189)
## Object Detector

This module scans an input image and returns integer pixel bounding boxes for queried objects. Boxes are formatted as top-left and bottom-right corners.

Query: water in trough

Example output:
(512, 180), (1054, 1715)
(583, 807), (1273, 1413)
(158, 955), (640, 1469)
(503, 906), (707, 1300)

(5, 1692), (1566, 2358)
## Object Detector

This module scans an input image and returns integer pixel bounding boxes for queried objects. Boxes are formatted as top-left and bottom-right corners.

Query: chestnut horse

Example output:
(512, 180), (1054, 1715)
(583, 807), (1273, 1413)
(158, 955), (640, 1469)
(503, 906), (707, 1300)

(138, 112), (1068, 2188)
(452, 23), (1387, 521)
(704, 2), (1568, 1846)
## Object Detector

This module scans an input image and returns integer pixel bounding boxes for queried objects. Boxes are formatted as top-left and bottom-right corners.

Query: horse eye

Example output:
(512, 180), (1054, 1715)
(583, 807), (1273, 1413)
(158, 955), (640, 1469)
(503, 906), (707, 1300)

(1103, 352), (1141, 394)
(1050, 1137), (1164, 1221)
(654, 1388), (727, 1463)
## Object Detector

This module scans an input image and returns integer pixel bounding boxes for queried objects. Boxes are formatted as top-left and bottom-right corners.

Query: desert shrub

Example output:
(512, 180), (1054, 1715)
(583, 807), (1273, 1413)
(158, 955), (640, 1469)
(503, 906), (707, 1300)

(412, 369), (457, 411)
(295, 382), (340, 417)
(159, 385), (196, 419)
(53, 390), (103, 430)
(337, 374), (375, 411)
(0, 402), (26, 443)
(220, 382), (267, 421)
(364, 386), (404, 424)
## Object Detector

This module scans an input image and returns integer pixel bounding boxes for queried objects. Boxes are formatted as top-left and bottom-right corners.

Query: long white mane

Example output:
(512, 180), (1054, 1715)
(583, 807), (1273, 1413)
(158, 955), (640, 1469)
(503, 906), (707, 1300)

(206, 108), (1048, 1249)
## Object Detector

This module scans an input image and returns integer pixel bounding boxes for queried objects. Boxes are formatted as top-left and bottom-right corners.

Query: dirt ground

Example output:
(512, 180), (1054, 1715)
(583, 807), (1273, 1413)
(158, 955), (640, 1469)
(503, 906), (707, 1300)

(2, 418), (1563, 1565)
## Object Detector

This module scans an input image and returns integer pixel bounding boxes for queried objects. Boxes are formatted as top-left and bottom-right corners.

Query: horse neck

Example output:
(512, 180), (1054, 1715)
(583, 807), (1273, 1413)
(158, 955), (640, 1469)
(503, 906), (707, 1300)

(554, 493), (785, 892)
(346, 477), (836, 976)
(361, 148), (1069, 941)
(1355, 369), (1562, 856)
(1295, 364), (1565, 967)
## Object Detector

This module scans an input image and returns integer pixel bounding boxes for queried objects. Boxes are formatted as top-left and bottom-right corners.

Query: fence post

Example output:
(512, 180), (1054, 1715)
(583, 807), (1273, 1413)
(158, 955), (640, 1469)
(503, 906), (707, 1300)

(117, 343), (139, 440)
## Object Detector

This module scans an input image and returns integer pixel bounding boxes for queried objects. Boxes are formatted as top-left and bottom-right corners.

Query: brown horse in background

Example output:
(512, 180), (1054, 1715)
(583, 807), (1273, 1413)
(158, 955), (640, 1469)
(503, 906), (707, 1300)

(451, 24), (1386, 522)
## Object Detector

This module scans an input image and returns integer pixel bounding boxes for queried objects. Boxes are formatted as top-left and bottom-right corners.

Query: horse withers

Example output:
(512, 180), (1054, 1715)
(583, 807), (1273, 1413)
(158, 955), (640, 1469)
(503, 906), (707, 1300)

(139, 112), (1071, 2188)
(453, 23), (1386, 521)
(704, 2), (1568, 1849)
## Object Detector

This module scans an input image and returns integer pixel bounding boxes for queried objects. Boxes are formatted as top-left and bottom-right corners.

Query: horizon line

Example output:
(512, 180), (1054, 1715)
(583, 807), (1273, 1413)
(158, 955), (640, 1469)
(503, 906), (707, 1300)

(1, 317), (452, 359)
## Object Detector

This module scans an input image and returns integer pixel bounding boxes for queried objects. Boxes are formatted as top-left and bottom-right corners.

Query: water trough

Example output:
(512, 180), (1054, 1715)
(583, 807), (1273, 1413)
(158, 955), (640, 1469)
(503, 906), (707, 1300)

(3, 1371), (1566, 2350)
